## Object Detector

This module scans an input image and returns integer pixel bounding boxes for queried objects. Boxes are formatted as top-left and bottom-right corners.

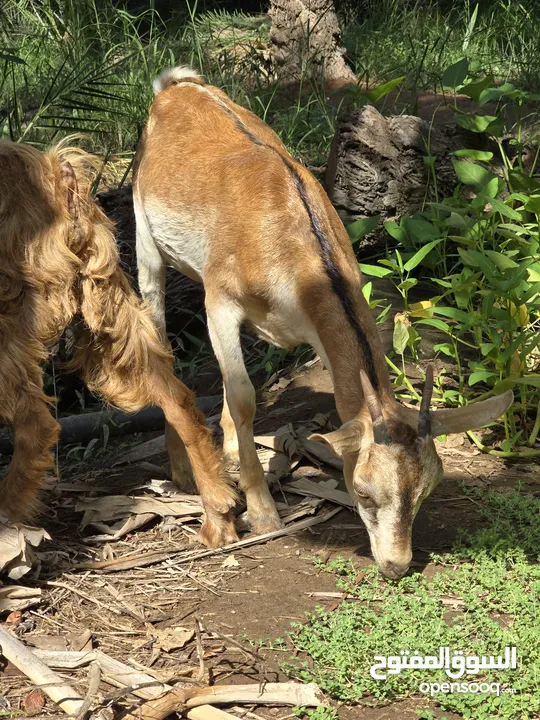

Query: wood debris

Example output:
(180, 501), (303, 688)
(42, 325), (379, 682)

(0, 521), (50, 580)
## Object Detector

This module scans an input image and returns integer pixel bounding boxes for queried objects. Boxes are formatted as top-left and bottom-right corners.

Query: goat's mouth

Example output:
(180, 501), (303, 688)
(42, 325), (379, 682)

(379, 560), (410, 580)
(368, 535), (412, 580)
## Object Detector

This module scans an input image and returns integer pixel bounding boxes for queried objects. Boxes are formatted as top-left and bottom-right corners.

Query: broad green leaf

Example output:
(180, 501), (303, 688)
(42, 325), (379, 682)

(384, 220), (407, 243)
(455, 113), (499, 133)
(403, 238), (442, 271)
(452, 160), (496, 190)
(347, 215), (381, 243)
(442, 58), (469, 88)
(359, 263), (393, 278)
(460, 75), (495, 102)
(453, 149), (494, 161)
(508, 170), (540, 193)
(393, 319), (409, 355)
(432, 306), (475, 324)
(433, 343), (456, 358)
(480, 343), (496, 356)
(478, 83), (517, 104)
(362, 281), (372, 303)
(492, 375), (540, 393)
(366, 76), (406, 103)
(398, 278), (418, 292)
(524, 195), (540, 214)
(486, 197), (522, 220)
(469, 370), (498, 385)
(484, 250), (519, 271)
(458, 247), (498, 277)
(527, 263), (540, 282)
(402, 216), (440, 242)
(416, 318), (451, 333)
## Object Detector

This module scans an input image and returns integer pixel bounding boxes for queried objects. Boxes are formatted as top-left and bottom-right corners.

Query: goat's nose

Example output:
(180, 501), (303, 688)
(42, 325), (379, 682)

(381, 561), (410, 580)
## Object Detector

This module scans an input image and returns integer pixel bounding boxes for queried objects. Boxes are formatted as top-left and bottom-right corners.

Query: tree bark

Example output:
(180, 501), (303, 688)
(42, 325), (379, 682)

(268, 0), (356, 85)
(325, 104), (469, 252)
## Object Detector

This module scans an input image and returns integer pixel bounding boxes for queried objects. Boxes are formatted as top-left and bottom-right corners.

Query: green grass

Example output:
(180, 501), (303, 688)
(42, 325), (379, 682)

(5, 1), (540, 163)
(283, 487), (540, 719)
(343, 1), (540, 98)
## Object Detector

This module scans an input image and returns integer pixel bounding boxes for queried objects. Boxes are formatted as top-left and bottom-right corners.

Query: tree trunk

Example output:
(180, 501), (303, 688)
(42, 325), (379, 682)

(268, 0), (356, 85)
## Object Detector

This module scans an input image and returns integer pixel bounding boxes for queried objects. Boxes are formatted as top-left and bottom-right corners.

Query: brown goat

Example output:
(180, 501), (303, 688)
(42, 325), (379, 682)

(0, 140), (238, 547)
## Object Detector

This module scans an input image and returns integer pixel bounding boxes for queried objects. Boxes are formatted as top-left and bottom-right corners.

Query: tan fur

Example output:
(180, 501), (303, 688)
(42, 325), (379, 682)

(133, 68), (513, 575)
(0, 140), (237, 547)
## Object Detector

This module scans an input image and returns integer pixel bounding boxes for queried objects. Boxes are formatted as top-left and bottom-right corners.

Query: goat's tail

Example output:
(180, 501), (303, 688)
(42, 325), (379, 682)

(152, 66), (205, 95)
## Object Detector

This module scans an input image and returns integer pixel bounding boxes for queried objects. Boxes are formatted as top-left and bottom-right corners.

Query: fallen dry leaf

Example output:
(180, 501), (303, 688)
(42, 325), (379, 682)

(154, 626), (195, 652)
(221, 555), (239, 568)
(0, 522), (51, 580)
(0, 585), (42, 614)
(268, 377), (292, 392)
(23, 689), (46, 716)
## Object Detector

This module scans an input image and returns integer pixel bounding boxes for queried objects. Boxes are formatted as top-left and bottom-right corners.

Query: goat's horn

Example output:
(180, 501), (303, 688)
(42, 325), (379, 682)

(418, 364), (434, 437)
(360, 369), (391, 445)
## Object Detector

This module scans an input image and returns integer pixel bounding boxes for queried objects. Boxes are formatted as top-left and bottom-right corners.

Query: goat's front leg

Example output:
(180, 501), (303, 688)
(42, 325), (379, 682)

(0, 391), (60, 523)
(206, 296), (282, 534)
(156, 387), (239, 547)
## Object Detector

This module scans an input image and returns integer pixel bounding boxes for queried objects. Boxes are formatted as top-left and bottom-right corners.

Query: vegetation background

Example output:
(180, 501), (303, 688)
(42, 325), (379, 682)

(1, 4), (540, 719)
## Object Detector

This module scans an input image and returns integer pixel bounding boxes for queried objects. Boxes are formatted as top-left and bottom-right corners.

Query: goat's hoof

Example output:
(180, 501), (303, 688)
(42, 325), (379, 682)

(248, 512), (284, 535)
(199, 513), (239, 548)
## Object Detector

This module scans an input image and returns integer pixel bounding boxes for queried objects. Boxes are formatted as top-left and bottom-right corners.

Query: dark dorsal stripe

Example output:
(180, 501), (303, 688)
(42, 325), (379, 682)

(280, 158), (378, 390)
(196, 85), (379, 390)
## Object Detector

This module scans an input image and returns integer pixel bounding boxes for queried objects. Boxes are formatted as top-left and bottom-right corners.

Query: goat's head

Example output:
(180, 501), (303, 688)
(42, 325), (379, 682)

(310, 368), (513, 580)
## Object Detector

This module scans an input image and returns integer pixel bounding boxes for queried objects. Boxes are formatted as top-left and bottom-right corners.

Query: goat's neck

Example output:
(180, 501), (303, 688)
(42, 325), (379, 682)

(307, 281), (394, 424)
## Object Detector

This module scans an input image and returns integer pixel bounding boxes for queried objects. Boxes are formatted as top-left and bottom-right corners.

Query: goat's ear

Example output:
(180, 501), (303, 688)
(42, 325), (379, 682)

(395, 390), (514, 436)
(430, 390), (514, 436)
(308, 421), (362, 457)
(60, 161), (80, 221)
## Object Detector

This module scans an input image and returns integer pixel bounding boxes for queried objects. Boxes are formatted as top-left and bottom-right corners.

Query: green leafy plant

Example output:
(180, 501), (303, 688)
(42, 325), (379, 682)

(283, 488), (540, 719)
(355, 65), (540, 456)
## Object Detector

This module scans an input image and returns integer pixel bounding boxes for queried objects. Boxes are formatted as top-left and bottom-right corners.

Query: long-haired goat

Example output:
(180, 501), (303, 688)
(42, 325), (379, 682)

(132, 67), (514, 579)
(0, 140), (237, 547)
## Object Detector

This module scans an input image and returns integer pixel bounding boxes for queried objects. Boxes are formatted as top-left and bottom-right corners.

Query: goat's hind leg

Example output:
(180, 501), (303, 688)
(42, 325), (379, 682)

(0, 392), (59, 523)
(206, 295), (282, 534)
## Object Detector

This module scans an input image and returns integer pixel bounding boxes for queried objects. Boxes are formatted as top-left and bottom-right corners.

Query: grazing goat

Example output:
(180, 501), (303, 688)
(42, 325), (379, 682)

(0, 140), (237, 547)
(133, 67), (513, 578)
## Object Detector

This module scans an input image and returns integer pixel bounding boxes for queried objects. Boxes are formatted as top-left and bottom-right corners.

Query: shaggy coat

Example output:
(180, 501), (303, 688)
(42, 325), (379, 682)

(0, 140), (237, 547)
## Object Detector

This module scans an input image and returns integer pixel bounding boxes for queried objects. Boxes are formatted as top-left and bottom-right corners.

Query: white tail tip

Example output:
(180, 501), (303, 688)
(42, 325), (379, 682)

(152, 66), (204, 95)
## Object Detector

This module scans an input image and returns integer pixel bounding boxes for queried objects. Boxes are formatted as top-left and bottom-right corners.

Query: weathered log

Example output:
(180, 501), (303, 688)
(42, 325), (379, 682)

(0, 396), (221, 456)
(268, 0), (356, 85)
(325, 104), (472, 252)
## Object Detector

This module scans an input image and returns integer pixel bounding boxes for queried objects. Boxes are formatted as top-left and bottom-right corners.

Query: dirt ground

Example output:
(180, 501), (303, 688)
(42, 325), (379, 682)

(1, 357), (539, 720)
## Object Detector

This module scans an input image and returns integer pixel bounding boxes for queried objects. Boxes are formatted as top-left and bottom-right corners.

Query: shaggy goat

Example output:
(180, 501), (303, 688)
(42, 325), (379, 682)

(0, 140), (237, 547)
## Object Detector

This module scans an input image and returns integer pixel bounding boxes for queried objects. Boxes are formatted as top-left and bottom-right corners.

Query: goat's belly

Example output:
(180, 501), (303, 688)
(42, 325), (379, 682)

(146, 204), (207, 283)
(246, 320), (301, 350)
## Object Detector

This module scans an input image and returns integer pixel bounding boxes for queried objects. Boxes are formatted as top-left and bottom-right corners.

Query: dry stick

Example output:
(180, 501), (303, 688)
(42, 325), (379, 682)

(44, 580), (122, 615)
(194, 618), (206, 683)
(72, 508), (341, 573)
(187, 707), (238, 720)
(0, 625), (85, 716)
(76, 660), (101, 720)
(122, 682), (325, 720)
